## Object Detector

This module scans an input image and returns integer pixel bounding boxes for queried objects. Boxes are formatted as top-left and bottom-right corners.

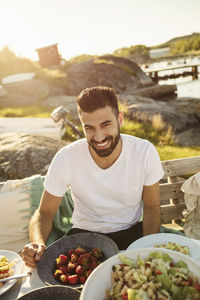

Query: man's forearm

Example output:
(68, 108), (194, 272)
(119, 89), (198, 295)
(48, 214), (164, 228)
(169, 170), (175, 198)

(29, 209), (53, 245)
(142, 206), (161, 236)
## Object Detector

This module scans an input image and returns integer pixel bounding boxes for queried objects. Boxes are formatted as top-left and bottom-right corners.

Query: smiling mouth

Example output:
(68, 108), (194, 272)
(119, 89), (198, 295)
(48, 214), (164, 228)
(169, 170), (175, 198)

(95, 140), (110, 148)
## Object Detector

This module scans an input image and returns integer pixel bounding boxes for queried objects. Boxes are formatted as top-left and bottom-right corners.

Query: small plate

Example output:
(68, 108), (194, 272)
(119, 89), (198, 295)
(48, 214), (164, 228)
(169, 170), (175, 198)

(0, 250), (24, 296)
(18, 285), (81, 300)
(37, 232), (119, 288)
(126, 233), (200, 260)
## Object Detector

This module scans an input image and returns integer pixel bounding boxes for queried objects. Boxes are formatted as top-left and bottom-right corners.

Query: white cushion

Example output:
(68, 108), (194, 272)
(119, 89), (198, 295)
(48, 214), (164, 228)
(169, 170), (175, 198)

(0, 179), (32, 253)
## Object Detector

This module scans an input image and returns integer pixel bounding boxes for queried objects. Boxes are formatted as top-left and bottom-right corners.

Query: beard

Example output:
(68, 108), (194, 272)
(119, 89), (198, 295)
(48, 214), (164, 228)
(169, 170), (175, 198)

(88, 130), (121, 157)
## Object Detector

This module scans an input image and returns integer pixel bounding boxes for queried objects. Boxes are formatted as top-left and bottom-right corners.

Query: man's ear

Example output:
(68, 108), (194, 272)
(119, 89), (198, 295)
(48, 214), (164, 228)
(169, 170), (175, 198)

(118, 111), (124, 127)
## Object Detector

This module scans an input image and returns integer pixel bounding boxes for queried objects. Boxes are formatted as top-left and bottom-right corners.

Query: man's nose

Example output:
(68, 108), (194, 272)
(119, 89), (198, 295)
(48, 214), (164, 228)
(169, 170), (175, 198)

(94, 128), (105, 142)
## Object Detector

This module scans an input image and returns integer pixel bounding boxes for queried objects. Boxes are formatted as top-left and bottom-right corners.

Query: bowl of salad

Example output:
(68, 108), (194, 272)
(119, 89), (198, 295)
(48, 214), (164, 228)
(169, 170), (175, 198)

(80, 247), (200, 300)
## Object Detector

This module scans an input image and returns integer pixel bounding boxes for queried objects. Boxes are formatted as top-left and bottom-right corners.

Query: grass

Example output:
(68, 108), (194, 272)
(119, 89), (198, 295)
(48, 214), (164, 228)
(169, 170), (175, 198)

(121, 119), (173, 146)
(1, 105), (200, 161)
(0, 105), (52, 118)
(156, 145), (200, 161)
(121, 119), (200, 160)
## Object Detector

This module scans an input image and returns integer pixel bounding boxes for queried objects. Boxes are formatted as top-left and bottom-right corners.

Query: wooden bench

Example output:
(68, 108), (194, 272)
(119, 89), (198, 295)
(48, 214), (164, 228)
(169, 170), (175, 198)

(160, 156), (200, 230)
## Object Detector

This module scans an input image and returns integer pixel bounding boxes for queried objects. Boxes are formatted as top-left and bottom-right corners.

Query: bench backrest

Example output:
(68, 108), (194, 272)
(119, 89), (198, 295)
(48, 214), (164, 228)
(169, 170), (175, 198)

(160, 156), (200, 224)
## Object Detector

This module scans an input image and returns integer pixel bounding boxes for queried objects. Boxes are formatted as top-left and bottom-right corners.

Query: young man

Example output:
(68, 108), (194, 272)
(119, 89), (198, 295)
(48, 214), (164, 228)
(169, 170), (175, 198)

(22, 86), (164, 268)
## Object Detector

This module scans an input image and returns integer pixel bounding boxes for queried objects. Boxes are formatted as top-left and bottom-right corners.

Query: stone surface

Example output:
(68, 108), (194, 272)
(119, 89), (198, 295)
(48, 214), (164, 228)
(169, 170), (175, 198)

(43, 95), (79, 122)
(66, 55), (154, 95)
(130, 84), (177, 99)
(174, 128), (200, 146)
(0, 92), (40, 107)
(121, 94), (200, 133)
(1, 79), (50, 105)
(0, 133), (67, 181)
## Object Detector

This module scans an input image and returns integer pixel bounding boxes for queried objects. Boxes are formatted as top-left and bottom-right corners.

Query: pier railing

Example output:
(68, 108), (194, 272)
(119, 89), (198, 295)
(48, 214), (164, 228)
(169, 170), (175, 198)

(144, 64), (200, 83)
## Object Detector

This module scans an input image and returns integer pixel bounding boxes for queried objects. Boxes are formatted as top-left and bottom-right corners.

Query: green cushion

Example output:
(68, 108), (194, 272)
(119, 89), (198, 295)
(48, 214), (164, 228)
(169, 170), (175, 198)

(29, 175), (74, 246)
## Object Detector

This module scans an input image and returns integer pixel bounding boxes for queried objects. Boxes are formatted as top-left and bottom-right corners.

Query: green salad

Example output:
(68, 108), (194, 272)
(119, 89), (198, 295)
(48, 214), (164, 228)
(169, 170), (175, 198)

(154, 242), (189, 255)
(106, 252), (200, 300)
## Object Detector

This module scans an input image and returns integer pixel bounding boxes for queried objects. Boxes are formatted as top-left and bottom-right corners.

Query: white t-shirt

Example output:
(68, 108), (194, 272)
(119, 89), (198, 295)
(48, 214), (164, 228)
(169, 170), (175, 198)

(44, 134), (164, 233)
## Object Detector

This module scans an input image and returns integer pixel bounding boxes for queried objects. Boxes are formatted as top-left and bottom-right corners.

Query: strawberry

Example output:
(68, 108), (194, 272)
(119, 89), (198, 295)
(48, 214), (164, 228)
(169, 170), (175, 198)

(59, 265), (68, 274)
(85, 269), (93, 278)
(60, 274), (68, 283)
(68, 274), (78, 285)
(56, 254), (68, 267)
(92, 247), (102, 259)
(90, 261), (99, 270)
(90, 255), (98, 262)
(121, 294), (128, 300)
(75, 246), (87, 256)
(78, 253), (89, 266)
(75, 265), (85, 276)
(79, 275), (86, 284)
(67, 262), (77, 274)
(70, 253), (78, 263)
(68, 249), (76, 256)
(54, 269), (63, 280)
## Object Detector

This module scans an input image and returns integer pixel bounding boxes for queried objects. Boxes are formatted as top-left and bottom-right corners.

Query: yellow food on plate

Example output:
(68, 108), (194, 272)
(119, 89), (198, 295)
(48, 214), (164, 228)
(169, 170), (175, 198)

(0, 255), (15, 284)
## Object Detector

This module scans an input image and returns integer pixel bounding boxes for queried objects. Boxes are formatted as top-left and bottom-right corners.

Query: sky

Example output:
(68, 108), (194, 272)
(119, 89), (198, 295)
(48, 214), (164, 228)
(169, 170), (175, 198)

(0, 0), (200, 61)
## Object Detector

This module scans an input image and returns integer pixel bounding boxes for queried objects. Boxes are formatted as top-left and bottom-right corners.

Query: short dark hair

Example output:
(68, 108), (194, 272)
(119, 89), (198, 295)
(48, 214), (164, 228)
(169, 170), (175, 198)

(76, 86), (119, 116)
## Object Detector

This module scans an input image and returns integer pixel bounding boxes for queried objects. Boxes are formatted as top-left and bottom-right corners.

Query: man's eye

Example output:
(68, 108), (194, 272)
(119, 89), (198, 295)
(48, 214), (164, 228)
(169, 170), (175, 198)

(85, 127), (92, 131)
(102, 123), (110, 128)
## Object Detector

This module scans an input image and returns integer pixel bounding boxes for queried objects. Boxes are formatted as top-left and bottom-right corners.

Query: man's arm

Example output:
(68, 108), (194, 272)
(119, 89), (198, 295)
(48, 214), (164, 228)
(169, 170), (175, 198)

(142, 181), (161, 236)
(21, 190), (62, 268)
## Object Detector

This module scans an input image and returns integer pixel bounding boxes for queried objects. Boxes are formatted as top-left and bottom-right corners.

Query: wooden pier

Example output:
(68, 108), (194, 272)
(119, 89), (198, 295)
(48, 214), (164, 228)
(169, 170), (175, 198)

(144, 64), (200, 83)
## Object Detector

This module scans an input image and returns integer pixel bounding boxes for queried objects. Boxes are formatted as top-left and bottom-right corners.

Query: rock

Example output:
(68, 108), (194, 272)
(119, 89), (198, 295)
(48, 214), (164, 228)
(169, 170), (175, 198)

(66, 55), (154, 96)
(0, 91), (38, 107)
(0, 133), (68, 181)
(174, 128), (200, 146)
(173, 97), (200, 119)
(3, 79), (50, 101)
(130, 84), (177, 99)
(120, 94), (200, 133)
(0, 85), (7, 97)
(48, 85), (68, 96)
(43, 95), (79, 121)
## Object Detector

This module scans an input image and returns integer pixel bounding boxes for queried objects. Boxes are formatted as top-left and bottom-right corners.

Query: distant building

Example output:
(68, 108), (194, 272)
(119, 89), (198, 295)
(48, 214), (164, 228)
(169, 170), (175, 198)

(149, 47), (170, 59)
(35, 44), (60, 68)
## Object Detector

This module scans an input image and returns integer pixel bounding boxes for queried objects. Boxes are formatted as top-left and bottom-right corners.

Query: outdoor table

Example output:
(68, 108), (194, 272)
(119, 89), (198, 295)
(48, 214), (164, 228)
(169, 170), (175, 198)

(1, 238), (200, 300)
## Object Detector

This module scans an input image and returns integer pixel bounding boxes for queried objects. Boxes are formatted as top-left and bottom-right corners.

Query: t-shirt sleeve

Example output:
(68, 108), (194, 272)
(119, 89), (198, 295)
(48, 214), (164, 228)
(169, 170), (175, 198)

(44, 149), (70, 197)
(144, 142), (164, 186)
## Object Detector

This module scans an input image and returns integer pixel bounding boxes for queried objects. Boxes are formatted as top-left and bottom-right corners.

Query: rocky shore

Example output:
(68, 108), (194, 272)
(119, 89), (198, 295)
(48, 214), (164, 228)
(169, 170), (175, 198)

(0, 55), (199, 181)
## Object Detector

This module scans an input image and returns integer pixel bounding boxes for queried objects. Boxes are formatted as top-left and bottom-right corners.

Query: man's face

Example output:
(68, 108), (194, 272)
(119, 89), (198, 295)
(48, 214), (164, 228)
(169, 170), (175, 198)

(79, 106), (123, 157)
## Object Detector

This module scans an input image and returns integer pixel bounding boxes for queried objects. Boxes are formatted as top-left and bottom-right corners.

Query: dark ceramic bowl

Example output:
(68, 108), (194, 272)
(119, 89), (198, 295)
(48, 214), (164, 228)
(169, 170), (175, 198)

(17, 285), (81, 300)
(37, 232), (119, 288)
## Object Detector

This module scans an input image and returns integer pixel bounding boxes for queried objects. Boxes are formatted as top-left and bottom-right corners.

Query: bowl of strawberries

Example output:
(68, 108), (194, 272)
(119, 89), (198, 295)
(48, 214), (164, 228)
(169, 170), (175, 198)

(37, 232), (119, 288)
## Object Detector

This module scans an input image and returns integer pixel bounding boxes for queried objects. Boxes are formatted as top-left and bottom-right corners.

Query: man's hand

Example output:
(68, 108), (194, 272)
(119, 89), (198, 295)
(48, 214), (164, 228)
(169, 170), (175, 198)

(21, 242), (46, 268)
